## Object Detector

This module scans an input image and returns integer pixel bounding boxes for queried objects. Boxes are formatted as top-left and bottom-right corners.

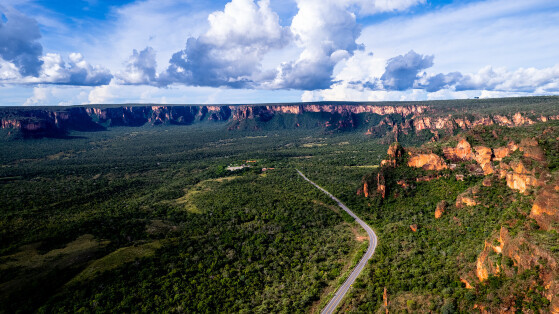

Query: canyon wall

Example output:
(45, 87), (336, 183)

(1, 102), (559, 138)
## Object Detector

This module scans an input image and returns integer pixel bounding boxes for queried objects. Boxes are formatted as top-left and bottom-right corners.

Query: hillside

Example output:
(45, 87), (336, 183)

(347, 121), (559, 312)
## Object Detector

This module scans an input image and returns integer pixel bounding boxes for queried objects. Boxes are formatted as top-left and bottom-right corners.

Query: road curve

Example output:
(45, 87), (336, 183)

(296, 170), (377, 314)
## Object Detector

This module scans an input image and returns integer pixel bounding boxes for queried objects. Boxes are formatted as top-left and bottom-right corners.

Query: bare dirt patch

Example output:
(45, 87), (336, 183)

(349, 223), (368, 242)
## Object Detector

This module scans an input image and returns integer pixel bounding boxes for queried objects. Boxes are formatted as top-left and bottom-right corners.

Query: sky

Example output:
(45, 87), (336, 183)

(1, 0), (559, 106)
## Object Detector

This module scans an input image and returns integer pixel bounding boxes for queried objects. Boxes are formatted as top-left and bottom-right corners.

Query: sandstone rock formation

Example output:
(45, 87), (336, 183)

(530, 180), (559, 231)
(407, 153), (448, 171)
(505, 160), (544, 193)
(397, 180), (410, 189)
(377, 172), (386, 199)
(475, 227), (559, 311)
(443, 138), (474, 161)
(435, 200), (448, 219)
(476, 240), (501, 282)
(508, 140), (519, 152)
(4, 101), (559, 139)
(473, 146), (495, 175)
(519, 138), (546, 161)
(493, 147), (510, 161)
(383, 287), (389, 314)
(460, 277), (474, 289)
(493, 141), (518, 161)
(380, 142), (404, 167)
(498, 162), (511, 179)
(456, 187), (478, 208)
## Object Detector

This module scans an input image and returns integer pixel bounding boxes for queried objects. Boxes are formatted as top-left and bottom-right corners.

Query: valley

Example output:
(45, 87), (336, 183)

(1, 97), (559, 312)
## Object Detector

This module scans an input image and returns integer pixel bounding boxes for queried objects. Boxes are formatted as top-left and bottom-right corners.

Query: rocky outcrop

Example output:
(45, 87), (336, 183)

(508, 141), (519, 152)
(380, 142), (405, 167)
(460, 277), (474, 289)
(473, 146), (494, 175)
(383, 287), (389, 314)
(493, 147), (510, 161)
(286, 104), (427, 116)
(530, 180), (559, 231)
(377, 172), (386, 199)
(498, 162), (511, 179)
(476, 240), (501, 282)
(519, 138), (546, 161)
(2, 104), (428, 136)
(410, 110), (557, 135)
(397, 180), (410, 189)
(493, 141), (518, 161)
(443, 138), (474, 161)
(413, 116), (454, 132)
(435, 200), (448, 219)
(512, 112), (535, 126)
(505, 160), (544, 193)
(456, 187), (478, 208)
(475, 227), (559, 310)
(407, 153), (448, 171)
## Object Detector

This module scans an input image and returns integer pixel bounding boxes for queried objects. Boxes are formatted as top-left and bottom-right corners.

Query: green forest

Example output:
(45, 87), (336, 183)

(1, 108), (558, 312)
(0, 125), (384, 313)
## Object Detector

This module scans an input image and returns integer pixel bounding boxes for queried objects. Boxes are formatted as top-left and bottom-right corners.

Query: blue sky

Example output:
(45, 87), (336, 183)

(1, 0), (559, 106)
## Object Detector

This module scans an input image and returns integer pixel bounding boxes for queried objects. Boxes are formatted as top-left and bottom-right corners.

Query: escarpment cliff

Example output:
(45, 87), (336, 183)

(0, 103), (428, 138)
(2, 97), (559, 138)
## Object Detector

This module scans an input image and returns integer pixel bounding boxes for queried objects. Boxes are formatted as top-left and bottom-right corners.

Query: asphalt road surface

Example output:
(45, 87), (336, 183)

(296, 170), (378, 314)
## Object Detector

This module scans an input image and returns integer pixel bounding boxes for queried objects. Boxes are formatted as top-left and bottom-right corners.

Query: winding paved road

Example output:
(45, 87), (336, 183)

(296, 170), (377, 314)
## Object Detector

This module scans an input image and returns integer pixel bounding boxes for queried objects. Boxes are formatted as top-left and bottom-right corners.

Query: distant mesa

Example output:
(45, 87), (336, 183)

(2, 97), (559, 139)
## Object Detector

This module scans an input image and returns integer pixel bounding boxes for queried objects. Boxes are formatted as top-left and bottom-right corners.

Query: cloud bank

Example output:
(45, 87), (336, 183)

(154, 0), (423, 89)
(2, 0), (559, 106)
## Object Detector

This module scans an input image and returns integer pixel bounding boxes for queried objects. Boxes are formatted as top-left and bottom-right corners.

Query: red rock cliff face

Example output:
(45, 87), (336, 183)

(505, 162), (533, 193)
(473, 146), (495, 175)
(3, 103), (559, 139)
(1, 119), (21, 129)
(443, 138), (474, 161)
(407, 153), (448, 171)
(297, 104), (427, 115)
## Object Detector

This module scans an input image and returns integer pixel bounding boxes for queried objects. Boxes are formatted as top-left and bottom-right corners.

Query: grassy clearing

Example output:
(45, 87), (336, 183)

(68, 240), (162, 286)
(344, 165), (380, 169)
(302, 143), (327, 148)
(174, 176), (240, 213)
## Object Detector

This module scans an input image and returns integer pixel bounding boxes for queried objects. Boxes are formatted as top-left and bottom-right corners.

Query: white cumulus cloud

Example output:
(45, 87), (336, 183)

(160, 0), (290, 87)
